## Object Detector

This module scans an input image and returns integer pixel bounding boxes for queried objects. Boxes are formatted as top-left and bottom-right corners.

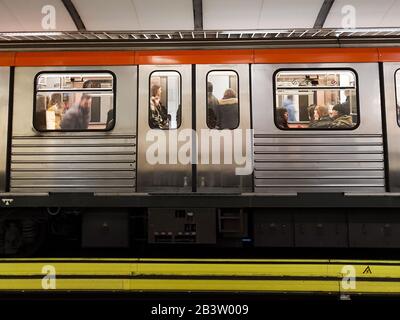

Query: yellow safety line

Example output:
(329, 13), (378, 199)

(0, 258), (397, 295)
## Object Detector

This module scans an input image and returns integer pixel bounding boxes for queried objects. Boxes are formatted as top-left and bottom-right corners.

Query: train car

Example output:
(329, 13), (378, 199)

(1, 48), (400, 255)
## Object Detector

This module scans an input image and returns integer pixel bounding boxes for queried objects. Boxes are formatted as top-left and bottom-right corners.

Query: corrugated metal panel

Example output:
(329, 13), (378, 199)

(10, 135), (136, 193)
(254, 134), (385, 193)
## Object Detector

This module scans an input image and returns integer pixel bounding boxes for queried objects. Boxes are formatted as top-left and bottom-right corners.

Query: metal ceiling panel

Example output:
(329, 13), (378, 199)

(325, 0), (400, 28)
(0, 0), (76, 31)
(72, 0), (194, 31)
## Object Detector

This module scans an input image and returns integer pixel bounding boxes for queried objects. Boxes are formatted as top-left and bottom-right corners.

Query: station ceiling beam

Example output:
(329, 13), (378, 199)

(193, 0), (203, 31)
(313, 0), (335, 29)
(61, 0), (86, 31)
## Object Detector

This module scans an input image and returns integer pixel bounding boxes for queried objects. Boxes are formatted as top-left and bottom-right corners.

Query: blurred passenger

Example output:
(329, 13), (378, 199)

(309, 105), (332, 128)
(106, 109), (115, 130)
(276, 107), (289, 129)
(60, 94), (92, 130)
(207, 81), (219, 129)
(35, 95), (47, 130)
(63, 94), (71, 111)
(283, 95), (297, 122)
(149, 84), (169, 129)
(47, 94), (64, 129)
(330, 103), (353, 128)
(218, 88), (239, 129)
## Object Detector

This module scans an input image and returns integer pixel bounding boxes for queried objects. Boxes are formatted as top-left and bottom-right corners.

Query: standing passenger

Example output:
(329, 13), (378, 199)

(60, 94), (92, 130)
(149, 84), (169, 129)
(47, 94), (64, 129)
(283, 95), (297, 122)
(207, 81), (219, 129)
(218, 88), (239, 129)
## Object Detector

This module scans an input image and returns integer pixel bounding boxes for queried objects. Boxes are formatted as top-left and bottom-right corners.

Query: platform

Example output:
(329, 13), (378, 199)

(0, 258), (398, 296)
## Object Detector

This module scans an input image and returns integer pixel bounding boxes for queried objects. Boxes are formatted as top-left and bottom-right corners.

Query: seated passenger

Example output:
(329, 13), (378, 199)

(276, 107), (289, 129)
(207, 81), (219, 129)
(149, 84), (169, 129)
(309, 105), (332, 128)
(218, 88), (238, 129)
(60, 94), (92, 130)
(307, 104), (316, 125)
(330, 103), (353, 128)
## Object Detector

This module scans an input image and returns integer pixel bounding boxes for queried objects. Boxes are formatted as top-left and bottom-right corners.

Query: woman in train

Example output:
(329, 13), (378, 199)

(309, 105), (332, 128)
(46, 93), (64, 130)
(276, 107), (289, 129)
(307, 104), (316, 126)
(217, 88), (239, 129)
(149, 84), (169, 129)
(330, 103), (353, 128)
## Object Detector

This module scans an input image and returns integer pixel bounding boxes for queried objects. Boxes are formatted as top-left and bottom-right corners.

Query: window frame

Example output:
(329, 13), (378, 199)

(206, 69), (240, 130)
(272, 67), (360, 131)
(33, 70), (117, 132)
(394, 69), (400, 128)
(148, 70), (182, 130)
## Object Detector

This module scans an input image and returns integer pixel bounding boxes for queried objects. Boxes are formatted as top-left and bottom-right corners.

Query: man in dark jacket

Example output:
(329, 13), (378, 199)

(207, 82), (219, 128)
(60, 95), (92, 130)
(330, 103), (353, 128)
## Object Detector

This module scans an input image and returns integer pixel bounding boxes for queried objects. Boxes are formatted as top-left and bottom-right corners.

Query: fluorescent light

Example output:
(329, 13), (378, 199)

(220, 29), (289, 35)
(1, 32), (63, 37)
(334, 28), (400, 33)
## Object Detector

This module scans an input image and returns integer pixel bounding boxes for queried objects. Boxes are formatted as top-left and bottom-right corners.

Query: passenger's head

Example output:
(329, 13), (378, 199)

(223, 88), (237, 99)
(308, 104), (316, 121)
(314, 105), (329, 120)
(83, 80), (94, 89)
(286, 95), (293, 101)
(63, 95), (71, 110)
(80, 94), (92, 109)
(151, 84), (161, 98)
(332, 103), (349, 119)
(276, 107), (288, 122)
(49, 93), (62, 106)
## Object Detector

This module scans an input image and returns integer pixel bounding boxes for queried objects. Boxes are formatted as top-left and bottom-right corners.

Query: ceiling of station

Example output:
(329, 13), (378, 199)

(325, 0), (400, 28)
(0, 0), (76, 31)
(0, 0), (400, 33)
(203, 0), (324, 29)
(72, 0), (194, 31)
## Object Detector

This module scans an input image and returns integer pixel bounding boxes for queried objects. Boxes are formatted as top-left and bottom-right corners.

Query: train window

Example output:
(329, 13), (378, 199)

(149, 71), (182, 130)
(34, 72), (115, 131)
(274, 69), (359, 130)
(206, 70), (239, 130)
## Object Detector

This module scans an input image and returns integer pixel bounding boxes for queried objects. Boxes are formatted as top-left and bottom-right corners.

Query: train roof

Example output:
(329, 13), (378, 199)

(1, 0), (400, 50)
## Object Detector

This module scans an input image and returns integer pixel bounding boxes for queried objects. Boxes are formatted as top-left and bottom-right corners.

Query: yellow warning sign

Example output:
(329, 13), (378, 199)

(363, 266), (372, 274)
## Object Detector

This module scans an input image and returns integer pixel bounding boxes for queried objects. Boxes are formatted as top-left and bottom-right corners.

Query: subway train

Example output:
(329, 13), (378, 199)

(1, 47), (400, 255)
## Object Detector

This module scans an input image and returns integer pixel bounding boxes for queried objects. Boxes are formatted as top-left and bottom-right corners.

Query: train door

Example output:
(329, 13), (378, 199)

(196, 64), (252, 193)
(383, 63), (400, 192)
(137, 65), (192, 192)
